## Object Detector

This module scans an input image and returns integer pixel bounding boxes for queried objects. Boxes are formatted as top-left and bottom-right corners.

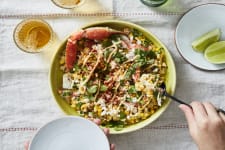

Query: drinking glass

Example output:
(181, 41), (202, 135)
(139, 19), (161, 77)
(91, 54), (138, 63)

(140, 0), (167, 7)
(14, 19), (54, 53)
(51, 0), (86, 9)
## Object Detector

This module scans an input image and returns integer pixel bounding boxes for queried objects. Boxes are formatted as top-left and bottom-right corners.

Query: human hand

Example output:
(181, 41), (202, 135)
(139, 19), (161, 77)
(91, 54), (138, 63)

(90, 118), (116, 150)
(24, 118), (115, 150)
(179, 102), (225, 150)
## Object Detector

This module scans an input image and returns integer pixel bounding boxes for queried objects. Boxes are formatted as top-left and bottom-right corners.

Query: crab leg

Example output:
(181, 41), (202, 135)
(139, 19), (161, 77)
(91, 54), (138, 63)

(65, 27), (126, 71)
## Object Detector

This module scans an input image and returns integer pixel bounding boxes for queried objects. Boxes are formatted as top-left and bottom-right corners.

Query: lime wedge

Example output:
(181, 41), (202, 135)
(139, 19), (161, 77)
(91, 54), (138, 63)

(192, 28), (221, 52)
(204, 41), (225, 64)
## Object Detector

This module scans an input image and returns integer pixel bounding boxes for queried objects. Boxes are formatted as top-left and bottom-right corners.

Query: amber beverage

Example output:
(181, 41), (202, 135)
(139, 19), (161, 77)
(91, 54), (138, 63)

(14, 19), (53, 53)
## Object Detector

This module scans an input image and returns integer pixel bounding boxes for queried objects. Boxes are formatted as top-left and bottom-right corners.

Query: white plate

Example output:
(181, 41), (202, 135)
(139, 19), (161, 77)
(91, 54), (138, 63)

(175, 3), (225, 70)
(29, 116), (110, 150)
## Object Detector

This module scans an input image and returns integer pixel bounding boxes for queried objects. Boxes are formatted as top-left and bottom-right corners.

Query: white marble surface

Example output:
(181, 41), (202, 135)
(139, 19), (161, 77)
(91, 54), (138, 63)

(0, 0), (225, 149)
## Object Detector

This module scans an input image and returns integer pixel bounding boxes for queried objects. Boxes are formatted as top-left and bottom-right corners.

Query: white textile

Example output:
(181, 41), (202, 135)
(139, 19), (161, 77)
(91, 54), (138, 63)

(1, 0), (225, 150)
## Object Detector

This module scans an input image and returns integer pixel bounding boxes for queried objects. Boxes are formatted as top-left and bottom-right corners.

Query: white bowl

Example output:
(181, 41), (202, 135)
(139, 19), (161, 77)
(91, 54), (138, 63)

(29, 116), (110, 150)
(175, 3), (225, 70)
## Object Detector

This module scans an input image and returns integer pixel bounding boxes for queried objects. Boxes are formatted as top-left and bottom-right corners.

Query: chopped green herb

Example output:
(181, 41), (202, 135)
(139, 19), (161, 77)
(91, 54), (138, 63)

(105, 75), (110, 80)
(142, 39), (151, 47)
(135, 49), (156, 59)
(87, 85), (98, 94)
(102, 39), (113, 48)
(128, 85), (136, 94)
(103, 49), (111, 58)
(83, 66), (88, 72)
(114, 58), (121, 63)
(147, 51), (157, 59)
(137, 91), (142, 97)
(120, 80), (125, 86)
(110, 34), (120, 42)
(124, 65), (136, 79)
(126, 96), (132, 102)
(100, 85), (108, 92)
(72, 84), (78, 89)
(73, 64), (80, 72)
(107, 120), (124, 127)
(76, 102), (83, 109)
(114, 126), (124, 131)
(120, 112), (126, 119)
(133, 60), (146, 68)
(62, 90), (72, 97)
(132, 29), (142, 37)
(87, 95), (95, 101)
(159, 47), (164, 53)
(153, 91), (159, 98)
(113, 51), (127, 64)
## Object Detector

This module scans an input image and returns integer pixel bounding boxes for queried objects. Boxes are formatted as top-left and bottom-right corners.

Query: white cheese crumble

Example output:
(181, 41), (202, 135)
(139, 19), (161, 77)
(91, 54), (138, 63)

(92, 44), (102, 52)
(81, 98), (89, 103)
(157, 92), (162, 106)
(137, 39), (142, 45)
(135, 74), (155, 92)
(63, 73), (73, 89)
(125, 48), (135, 59)
(110, 60), (117, 69)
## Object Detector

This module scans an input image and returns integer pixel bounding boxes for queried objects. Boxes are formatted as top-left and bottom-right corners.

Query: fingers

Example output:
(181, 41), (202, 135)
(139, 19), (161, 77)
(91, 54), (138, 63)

(202, 102), (219, 119)
(102, 125), (115, 150)
(25, 119), (115, 150)
(103, 128), (110, 136)
(110, 143), (116, 150)
(24, 142), (29, 150)
(89, 118), (110, 136)
(180, 101), (224, 124)
(191, 102), (208, 120)
(194, 102), (224, 122)
(179, 104), (195, 129)
(89, 118), (115, 149)
(92, 118), (101, 125)
(89, 118), (101, 125)
(103, 128), (115, 150)
(89, 118), (110, 135)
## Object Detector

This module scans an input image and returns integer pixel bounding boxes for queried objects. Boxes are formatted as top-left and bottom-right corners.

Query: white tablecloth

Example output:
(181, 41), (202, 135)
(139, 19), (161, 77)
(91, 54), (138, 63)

(1, 0), (225, 149)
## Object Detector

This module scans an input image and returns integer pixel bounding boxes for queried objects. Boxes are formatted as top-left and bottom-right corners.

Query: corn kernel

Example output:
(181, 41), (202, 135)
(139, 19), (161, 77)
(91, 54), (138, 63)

(71, 104), (76, 108)
(106, 115), (112, 121)
(79, 85), (86, 94)
(130, 118), (135, 124)
(135, 82), (144, 91)
(151, 109), (155, 114)
(81, 104), (88, 112)
(60, 56), (65, 64)
(94, 105), (98, 112)
(125, 110), (129, 115)
(113, 116), (119, 121)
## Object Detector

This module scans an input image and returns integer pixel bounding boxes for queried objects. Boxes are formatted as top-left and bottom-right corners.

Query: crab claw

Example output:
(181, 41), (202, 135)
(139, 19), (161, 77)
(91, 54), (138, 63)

(83, 27), (124, 40)
(65, 27), (126, 71)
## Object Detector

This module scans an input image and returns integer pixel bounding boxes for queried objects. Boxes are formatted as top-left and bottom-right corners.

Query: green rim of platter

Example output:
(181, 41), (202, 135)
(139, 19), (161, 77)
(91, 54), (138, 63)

(49, 20), (176, 134)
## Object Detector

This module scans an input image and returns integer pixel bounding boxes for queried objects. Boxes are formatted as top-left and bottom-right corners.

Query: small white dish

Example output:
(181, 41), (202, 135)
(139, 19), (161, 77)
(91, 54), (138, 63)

(29, 116), (110, 150)
(175, 3), (225, 71)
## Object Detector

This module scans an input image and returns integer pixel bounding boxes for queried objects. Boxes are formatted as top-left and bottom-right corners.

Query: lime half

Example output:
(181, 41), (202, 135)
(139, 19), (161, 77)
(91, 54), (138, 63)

(204, 41), (225, 64)
(192, 28), (221, 52)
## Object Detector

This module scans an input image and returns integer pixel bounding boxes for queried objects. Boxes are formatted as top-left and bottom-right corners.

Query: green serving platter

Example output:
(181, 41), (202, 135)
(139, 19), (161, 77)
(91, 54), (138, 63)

(50, 20), (176, 134)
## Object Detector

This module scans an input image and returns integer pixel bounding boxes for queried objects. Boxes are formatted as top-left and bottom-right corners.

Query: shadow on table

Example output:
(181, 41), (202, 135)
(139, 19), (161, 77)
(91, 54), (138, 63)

(39, 33), (61, 66)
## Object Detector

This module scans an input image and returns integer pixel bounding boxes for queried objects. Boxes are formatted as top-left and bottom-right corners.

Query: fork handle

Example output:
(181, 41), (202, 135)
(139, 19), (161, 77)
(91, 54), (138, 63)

(164, 92), (192, 108)
(217, 108), (225, 115)
(165, 92), (225, 115)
